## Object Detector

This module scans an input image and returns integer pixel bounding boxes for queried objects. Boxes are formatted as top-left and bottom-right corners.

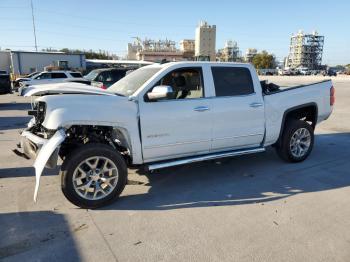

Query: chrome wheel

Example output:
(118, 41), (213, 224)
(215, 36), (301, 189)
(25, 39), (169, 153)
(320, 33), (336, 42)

(72, 156), (119, 200)
(289, 128), (311, 158)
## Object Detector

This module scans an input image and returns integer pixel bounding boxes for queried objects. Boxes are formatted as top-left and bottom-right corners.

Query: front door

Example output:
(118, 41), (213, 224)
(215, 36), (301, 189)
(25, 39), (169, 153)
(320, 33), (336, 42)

(139, 67), (212, 162)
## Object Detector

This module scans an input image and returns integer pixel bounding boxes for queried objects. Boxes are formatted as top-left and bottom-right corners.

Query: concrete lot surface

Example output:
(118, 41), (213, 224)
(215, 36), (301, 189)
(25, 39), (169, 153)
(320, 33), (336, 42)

(0, 76), (350, 261)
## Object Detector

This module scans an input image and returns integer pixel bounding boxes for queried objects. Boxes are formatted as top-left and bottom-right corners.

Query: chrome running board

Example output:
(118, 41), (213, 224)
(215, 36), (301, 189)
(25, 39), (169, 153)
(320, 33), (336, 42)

(148, 147), (265, 171)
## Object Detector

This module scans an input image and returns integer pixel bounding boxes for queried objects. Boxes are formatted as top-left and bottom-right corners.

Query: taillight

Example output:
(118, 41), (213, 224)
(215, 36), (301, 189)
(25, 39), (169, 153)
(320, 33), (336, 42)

(330, 86), (335, 106)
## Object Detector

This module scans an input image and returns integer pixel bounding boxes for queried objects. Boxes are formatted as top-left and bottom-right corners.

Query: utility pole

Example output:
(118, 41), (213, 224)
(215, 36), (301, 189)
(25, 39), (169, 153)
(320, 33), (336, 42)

(30, 0), (38, 51)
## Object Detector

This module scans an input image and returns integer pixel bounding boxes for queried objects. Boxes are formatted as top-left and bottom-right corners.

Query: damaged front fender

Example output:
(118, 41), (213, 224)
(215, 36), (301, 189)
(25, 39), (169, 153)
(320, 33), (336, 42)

(33, 129), (66, 202)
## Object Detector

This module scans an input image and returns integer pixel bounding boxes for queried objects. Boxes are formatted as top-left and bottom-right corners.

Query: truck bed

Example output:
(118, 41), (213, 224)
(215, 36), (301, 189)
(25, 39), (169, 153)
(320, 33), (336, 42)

(261, 79), (333, 146)
(260, 79), (331, 95)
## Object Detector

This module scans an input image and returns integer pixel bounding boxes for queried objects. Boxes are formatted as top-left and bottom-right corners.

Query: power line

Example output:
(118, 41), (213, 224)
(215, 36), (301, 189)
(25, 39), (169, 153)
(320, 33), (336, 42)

(34, 8), (195, 28)
(30, 0), (38, 51)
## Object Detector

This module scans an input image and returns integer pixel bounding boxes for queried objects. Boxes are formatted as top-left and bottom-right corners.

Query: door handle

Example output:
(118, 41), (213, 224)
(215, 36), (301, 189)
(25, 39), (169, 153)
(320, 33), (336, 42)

(249, 102), (263, 108)
(194, 106), (210, 112)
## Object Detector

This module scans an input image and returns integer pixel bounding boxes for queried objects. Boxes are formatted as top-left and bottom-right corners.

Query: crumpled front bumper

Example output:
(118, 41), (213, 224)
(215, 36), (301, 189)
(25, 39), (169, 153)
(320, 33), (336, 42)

(20, 130), (58, 168)
(17, 129), (66, 201)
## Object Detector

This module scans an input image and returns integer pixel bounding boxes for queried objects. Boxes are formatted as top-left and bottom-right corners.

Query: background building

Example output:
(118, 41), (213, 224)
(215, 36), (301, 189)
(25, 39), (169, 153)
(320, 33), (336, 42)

(217, 40), (241, 62)
(0, 50), (86, 75)
(286, 30), (324, 70)
(179, 39), (195, 60)
(127, 38), (185, 62)
(195, 21), (216, 61)
(0, 51), (11, 73)
(245, 48), (258, 63)
(126, 41), (142, 60)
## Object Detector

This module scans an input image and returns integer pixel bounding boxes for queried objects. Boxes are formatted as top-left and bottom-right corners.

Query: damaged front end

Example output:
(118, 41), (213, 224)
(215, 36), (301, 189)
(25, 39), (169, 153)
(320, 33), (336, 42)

(15, 101), (66, 201)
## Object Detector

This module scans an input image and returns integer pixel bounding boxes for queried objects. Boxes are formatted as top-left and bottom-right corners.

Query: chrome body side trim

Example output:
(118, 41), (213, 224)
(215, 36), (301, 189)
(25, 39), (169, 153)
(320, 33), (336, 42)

(212, 133), (264, 141)
(144, 139), (211, 150)
(148, 147), (265, 170)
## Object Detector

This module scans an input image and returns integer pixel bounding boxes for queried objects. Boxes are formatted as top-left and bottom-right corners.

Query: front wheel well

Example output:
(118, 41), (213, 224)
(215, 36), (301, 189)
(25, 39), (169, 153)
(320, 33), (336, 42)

(59, 125), (132, 164)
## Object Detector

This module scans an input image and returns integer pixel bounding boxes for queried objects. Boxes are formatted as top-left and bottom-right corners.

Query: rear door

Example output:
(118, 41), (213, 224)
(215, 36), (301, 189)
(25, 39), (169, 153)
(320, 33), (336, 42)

(31, 72), (52, 84)
(210, 65), (265, 151)
(138, 66), (213, 162)
(50, 72), (68, 83)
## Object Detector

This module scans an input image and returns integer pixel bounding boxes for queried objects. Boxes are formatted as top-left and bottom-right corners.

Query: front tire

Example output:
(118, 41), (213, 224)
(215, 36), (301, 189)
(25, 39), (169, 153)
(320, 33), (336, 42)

(276, 120), (314, 162)
(60, 143), (127, 209)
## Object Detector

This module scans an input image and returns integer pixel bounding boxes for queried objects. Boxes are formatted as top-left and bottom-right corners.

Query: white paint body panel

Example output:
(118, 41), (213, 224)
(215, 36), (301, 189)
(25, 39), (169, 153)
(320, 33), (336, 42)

(263, 80), (333, 146)
(36, 93), (143, 164)
(32, 130), (66, 201)
(208, 64), (265, 151)
(20, 62), (333, 198)
(24, 82), (111, 97)
(139, 98), (213, 162)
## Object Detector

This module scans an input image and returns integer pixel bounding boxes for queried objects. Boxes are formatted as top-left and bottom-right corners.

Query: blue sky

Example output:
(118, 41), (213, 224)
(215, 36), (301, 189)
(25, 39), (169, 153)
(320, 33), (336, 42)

(1, 0), (349, 65)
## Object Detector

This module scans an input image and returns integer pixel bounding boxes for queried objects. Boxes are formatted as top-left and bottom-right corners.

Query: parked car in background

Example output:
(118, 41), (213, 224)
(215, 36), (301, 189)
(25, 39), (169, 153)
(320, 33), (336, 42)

(258, 69), (277, 76)
(18, 70), (90, 95)
(322, 69), (337, 77)
(0, 70), (8, 75)
(84, 68), (129, 89)
(297, 67), (311, 75)
(13, 71), (41, 89)
(17, 62), (334, 208)
(278, 69), (292, 76)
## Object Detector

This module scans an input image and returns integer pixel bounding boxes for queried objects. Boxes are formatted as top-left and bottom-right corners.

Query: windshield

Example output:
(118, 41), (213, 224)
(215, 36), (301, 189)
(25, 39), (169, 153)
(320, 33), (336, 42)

(108, 67), (161, 96)
(84, 70), (100, 81)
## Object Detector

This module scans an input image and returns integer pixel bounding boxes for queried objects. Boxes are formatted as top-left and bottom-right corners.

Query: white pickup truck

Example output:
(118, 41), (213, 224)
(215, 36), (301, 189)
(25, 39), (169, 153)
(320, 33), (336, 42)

(16, 62), (334, 208)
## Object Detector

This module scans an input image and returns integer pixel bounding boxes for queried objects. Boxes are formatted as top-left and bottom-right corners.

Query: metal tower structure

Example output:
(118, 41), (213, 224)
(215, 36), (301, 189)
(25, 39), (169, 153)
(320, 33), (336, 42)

(287, 30), (324, 70)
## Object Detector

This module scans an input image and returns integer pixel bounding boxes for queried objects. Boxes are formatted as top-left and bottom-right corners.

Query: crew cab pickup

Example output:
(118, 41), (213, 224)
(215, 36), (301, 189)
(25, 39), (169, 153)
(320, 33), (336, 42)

(16, 62), (334, 208)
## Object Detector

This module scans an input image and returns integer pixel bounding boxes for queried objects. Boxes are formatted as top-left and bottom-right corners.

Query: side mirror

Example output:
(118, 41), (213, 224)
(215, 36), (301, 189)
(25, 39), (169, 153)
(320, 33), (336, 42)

(147, 85), (174, 101)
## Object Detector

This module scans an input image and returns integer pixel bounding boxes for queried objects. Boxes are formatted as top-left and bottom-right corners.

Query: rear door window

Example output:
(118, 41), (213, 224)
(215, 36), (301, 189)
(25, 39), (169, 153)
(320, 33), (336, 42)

(211, 67), (254, 96)
(51, 73), (67, 78)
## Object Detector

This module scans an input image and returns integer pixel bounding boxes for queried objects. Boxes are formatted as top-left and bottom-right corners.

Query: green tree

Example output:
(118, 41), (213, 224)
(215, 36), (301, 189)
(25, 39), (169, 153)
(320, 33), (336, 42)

(252, 51), (276, 69)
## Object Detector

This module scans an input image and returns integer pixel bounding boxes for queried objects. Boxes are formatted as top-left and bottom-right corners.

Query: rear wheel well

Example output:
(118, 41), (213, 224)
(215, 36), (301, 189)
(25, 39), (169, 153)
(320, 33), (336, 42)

(278, 104), (317, 143)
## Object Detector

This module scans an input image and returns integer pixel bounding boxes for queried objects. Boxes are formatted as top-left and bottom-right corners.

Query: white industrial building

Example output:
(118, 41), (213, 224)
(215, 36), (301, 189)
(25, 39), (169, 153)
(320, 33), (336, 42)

(126, 38), (185, 62)
(195, 21), (216, 61)
(245, 48), (258, 63)
(0, 50), (86, 75)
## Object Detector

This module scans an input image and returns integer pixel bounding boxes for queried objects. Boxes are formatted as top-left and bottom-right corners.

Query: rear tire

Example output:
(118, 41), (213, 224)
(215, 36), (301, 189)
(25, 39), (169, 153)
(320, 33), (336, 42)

(60, 143), (127, 209)
(276, 119), (314, 162)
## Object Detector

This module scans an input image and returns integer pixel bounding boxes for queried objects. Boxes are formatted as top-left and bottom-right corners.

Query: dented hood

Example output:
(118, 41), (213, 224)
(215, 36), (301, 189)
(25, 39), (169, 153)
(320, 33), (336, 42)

(24, 82), (116, 97)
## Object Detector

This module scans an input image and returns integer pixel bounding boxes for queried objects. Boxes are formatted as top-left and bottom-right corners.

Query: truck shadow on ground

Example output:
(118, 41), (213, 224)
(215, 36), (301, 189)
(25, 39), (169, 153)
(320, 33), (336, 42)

(104, 132), (350, 211)
(0, 166), (58, 178)
(0, 102), (31, 111)
(0, 211), (81, 261)
(0, 116), (32, 131)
